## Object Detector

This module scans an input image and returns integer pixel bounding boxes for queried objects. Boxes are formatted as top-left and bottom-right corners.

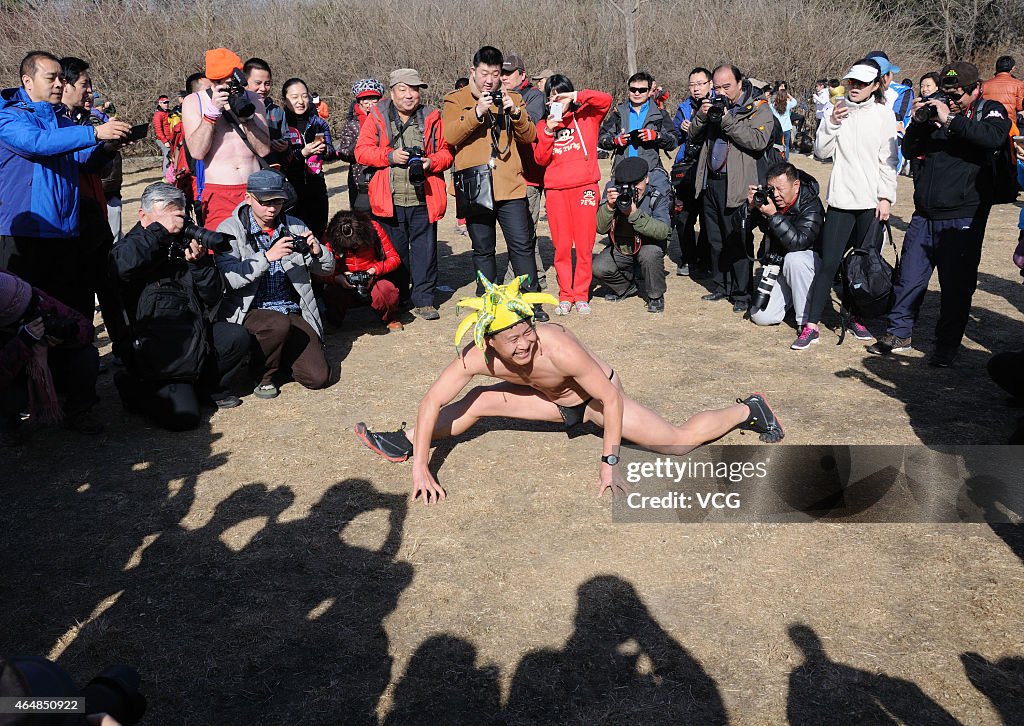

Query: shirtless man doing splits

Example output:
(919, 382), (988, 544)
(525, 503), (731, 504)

(356, 274), (783, 503)
(182, 48), (270, 229)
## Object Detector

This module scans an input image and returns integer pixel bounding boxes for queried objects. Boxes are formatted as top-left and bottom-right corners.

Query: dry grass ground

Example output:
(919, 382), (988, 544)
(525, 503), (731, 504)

(2, 152), (1023, 724)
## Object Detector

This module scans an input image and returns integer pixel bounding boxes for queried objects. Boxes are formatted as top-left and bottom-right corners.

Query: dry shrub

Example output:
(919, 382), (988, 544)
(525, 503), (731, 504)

(0, 0), (934, 141)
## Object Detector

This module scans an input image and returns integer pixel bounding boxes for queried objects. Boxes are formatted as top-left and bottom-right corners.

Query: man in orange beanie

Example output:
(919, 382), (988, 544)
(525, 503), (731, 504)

(181, 48), (271, 229)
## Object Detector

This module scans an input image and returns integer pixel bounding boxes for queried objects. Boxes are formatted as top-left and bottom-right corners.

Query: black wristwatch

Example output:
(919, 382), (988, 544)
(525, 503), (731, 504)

(601, 454), (620, 466)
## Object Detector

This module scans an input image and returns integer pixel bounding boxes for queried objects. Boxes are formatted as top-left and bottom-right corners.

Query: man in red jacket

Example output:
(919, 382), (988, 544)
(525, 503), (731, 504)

(355, 68), (453, 321)
(153, 94), (172, 174)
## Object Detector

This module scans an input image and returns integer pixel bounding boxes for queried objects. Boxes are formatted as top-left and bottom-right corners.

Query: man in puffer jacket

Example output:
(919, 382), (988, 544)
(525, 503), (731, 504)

(337, 78), (385, 213)
(216, 170), (334, 399)
(746, 163), (825, 328)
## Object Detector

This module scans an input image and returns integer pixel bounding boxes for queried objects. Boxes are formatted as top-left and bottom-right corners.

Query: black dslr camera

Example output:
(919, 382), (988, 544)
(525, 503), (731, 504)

(20, 294), (79, 342)
(614, 183), (637, 213)
(405, 146), (426, 187)
(207, 68), (256, 121)
(345, 270), (373, 300)
(168, 220), (234, 260)
(289, 234), (311, 256)
(912, 92), (949, 124)
(752, 185), (775, 208)
(706, 97), (728, 124)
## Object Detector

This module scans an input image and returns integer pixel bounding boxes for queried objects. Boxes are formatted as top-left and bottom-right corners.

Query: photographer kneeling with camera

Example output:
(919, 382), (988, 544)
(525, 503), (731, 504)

(110, 182), (249, 431)
(216, 170), (334, 399)
(593, 157), (673, 313)
(321, 210), (404, 332)
(746, 162), (825, 328)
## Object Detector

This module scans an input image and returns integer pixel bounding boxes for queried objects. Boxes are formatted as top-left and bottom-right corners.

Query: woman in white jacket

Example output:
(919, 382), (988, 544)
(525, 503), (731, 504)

(795, 59), (898, 350)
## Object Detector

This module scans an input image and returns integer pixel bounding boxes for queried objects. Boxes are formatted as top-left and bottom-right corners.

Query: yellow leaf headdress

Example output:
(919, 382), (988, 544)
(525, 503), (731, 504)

(455, 273), (558, 353)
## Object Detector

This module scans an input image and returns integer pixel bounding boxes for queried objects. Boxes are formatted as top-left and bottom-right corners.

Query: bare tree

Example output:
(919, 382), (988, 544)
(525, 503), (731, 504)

(604, 0), (640, 77)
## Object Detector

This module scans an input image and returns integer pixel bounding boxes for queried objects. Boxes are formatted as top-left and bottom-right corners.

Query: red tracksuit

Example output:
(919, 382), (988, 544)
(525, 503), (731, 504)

(534, 90), (613, 303)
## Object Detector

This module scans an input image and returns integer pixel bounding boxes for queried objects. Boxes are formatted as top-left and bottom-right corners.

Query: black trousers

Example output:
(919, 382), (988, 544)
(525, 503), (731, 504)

(467, 197), (539, 294)
(377, 205), (438, 308)
(702, 176), (753, 304)
(592, 241), (667, 298)
(0, 344), (99, 429)
(804, 207), (878, 326)
(675, 183), (709, 269)
(118, 321), (250, 431)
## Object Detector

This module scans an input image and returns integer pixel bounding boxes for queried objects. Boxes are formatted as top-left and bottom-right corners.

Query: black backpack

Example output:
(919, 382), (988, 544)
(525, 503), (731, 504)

(837, 221), (899, 345)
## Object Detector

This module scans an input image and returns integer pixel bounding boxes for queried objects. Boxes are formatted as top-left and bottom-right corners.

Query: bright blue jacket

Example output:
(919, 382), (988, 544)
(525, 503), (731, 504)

(0, 87), (104, 238)
(672, 99), (697, 163)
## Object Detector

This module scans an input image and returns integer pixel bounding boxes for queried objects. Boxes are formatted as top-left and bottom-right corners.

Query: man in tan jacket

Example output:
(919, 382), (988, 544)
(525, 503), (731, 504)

(442, 46), (548, 319)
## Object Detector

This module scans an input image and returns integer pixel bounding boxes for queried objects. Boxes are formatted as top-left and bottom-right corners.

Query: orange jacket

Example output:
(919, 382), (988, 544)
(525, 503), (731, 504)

(982, 73), (1024, 134)
(316, 101), (330, 120)
(354, 100), (453, 223)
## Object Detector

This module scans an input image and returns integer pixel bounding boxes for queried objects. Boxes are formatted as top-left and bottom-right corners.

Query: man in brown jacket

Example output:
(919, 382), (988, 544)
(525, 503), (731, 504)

(982, 56), (1024, 136)
(442, 46), (548, 319)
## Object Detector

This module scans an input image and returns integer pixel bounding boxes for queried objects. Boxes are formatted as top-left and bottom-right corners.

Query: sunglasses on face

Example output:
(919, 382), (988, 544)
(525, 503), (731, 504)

(846, 79), (870, 89)
(629, 86), (650, 94)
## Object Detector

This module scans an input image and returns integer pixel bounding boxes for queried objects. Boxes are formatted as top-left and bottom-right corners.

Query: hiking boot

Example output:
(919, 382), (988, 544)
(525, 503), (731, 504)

(555, 301), (573, 316)
(254, 383), (280, 399)
(647, 296), (665, 313)
(414, 306), (440, 321)
(791, 325), (819, 350)
(355, 421), (413, 462)
(574, 301), (592, 315)
(64, 410), (105, 435)
(387, 320), (404, 332)
(847, 317), (875, 341)
(866, 333), (912, 356)
(737, 393), (784, 443)
(533, 304), (550, 323)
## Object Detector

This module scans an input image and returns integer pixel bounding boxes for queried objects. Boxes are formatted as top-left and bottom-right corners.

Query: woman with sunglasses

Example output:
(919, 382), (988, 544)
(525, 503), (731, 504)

(534, 75), (612, 314)
(795, 58), (898, 350)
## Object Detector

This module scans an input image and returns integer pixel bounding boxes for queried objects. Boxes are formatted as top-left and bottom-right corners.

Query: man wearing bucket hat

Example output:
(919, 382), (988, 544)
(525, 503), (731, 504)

(356, 68), (453, 320)
(215, 169), (334, 398)
(181, 48), (271, 231)
(868, 61), (1012, 367)
(354, 273), (783, 504)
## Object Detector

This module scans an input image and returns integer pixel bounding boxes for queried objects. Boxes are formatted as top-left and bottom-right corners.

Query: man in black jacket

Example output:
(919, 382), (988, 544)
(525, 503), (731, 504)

(110, 182), (249, 430)
(598, 72), (678, 174)
(868, 62), (1012, 366)
(746, 163), (824, 331)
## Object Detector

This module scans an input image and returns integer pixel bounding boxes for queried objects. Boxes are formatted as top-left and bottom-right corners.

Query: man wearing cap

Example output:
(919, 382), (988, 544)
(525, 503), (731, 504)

(442, 46), (547, 321)
(216, 169), (334, 398)
(501, 52), (548, 289)
(532, 68), (554, 96)
(982, 56), (1024, 137)
(153, 94), (172, 174)
(110, 182), (250, 430)
(356, 68), (453, 320)
(868, 61), (1012, 367)
(182, 48), (271, 231)
(592, 157), (673, 313)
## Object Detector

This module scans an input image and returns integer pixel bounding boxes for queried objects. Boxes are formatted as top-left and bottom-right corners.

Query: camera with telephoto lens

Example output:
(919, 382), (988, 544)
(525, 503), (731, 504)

(752, 185), (775, 208)
(706, 96), (728, 124)
(405, 146), (426, 187)
(614, 183), (637, 214)
(345, 270), (373, 300)
(912, 92), (949, 124)
(168, 220), (235, 260)
(206, 68), (256, 121)
(751, 250), (785, 312)
(20, 294), (79, 342)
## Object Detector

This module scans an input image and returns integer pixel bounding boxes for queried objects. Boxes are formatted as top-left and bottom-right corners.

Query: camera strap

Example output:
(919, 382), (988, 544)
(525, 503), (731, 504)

(224, 111), (272, 171)
(488, 110), (513, 164)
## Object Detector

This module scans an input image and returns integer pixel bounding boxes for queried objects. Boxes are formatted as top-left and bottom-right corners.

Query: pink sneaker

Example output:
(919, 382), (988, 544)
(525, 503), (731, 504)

(574, 301), (592, 315)
(554, 301), (573, 316)
(791, 325), (820, 350)
(847, 317), (875, 341)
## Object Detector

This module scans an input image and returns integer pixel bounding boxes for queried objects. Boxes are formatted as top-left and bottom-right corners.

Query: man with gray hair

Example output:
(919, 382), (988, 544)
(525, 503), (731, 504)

(109, 182), (250, 430)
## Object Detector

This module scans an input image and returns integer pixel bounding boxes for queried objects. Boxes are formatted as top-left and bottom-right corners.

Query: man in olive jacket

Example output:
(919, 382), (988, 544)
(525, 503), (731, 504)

(688, 65), (776, 312)
(442, 46), (547, 319)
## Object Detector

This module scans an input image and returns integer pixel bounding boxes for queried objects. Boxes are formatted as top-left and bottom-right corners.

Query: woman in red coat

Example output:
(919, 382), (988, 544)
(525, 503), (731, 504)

(533, 76), (612, 315)
(321, 211), (405, 331)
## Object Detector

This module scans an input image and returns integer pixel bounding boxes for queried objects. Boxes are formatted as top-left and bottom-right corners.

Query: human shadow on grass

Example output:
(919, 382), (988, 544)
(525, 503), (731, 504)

(786, 624), (960, 725)
(961, 652), (1024, 725)
(384, 575), (728, 725)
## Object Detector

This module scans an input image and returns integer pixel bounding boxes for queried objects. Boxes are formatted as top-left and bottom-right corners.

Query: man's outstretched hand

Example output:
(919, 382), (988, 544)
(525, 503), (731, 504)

(412, 467), (447, 505)
(597, 465), (630, 499)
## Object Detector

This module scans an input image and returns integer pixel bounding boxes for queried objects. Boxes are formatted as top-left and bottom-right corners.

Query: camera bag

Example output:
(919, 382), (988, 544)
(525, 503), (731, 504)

(836, 220), (899, 344)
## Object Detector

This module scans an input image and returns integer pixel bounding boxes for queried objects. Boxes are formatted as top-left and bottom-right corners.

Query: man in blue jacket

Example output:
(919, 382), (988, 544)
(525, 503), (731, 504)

(0, 50), (129, 316)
